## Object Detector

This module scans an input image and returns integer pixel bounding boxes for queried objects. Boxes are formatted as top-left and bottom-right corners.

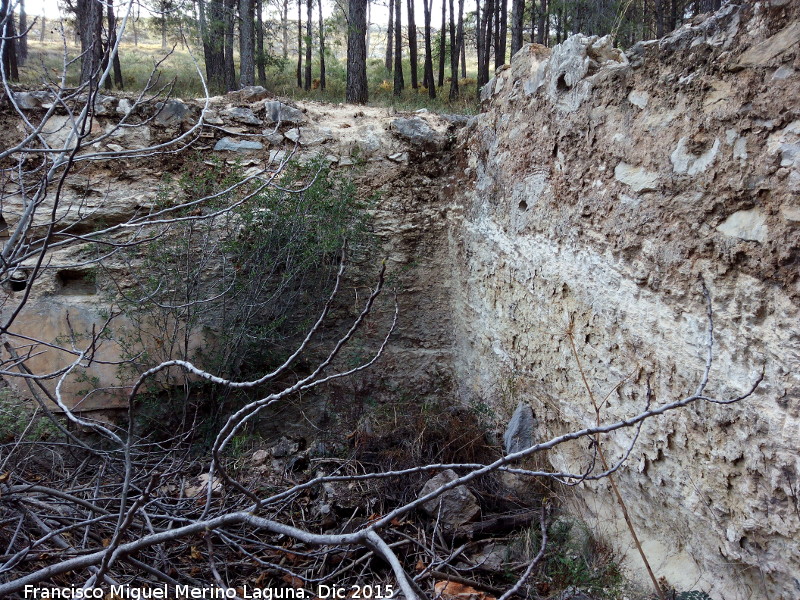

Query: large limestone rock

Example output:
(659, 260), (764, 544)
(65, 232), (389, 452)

(419, 469), (480, 531)
(263, 101), (306, 125)
(503, 402), (536, 454)
(390, 117), (445, 150)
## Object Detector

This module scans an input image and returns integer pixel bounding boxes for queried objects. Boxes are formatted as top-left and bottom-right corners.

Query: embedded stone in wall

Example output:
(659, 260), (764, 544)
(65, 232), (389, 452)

(263, 101), (306, 125)
(285, 126), (332, 146)
(223, 106), (262, 126)
(614, 162), (660, 192)
(213, 137), (264, 152)
(716, 208), (769, 242)
(627, 90), (649, 109)
(154, 99), (191, 127)
(670, 137), (721, 175)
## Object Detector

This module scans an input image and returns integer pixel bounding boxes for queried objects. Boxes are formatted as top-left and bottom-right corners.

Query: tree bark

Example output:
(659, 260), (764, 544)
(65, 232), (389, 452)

(406, 0), (418, 88)
(536, 0), (547, 45)
(203, 0), (227, 94)
(495, 0), (506, 68)
(282, 0), (288, 60)
(76, 0), (104, 85)
(345, 0), (368, 103)
(240, 0), (255, 87)
(18, 0), (27, 64)
(1, 0), (19, 81)
(365, 0), (371, 57)
(448, 0), (463, 100)
(393, 0), (403, 95)
(479, 0), (493, 87)
(475, 0), (483, 84)
(460, 31), (465, 77)
(510, 0), (523, 56)
(654, 0), (664, 38)
(385, 0), (393, 71)
(224, 0), (236, 90)
(304, 0), (312, 90)
(318, 0), (325, 89)
(256, 0), (266, 86)
(160, 0), (167, 49)
(296, 0), (302, 87)
(107, 0), (123, 89)
(422, 0), (435, 97)
(437, 0), (445, 88)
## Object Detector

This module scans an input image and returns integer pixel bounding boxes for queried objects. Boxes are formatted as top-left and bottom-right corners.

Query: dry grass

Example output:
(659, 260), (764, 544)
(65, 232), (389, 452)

(16, 40), (478, 113)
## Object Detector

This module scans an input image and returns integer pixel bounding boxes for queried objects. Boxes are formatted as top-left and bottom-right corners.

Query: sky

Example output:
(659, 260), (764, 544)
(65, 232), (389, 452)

(26, 0), (478, 29)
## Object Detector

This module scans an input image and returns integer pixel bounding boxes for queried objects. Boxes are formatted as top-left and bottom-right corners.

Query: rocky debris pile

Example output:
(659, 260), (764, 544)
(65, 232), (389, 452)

(223, 418), (620, 600)
(4, 86), (463, 167)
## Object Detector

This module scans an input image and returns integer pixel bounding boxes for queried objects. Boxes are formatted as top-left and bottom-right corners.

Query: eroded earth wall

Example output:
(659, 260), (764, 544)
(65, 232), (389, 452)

(449, 1), (799, 597)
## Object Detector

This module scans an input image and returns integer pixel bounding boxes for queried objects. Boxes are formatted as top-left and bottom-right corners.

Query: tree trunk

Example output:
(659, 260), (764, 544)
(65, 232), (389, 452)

(422, 0), (435, 97)
(203, 0), (227, 94)
(282, 0), (288, 60)
(480, 0), (493, 86)
(296, 0), (302, 87)
(510, 0), (523, 56)
(386, 0), (393, 71)
(365, 0), (371, 57)
(437, 0), (445, 88)
(256, 0), (266, 86)
(495, 0), (506, 68)
(18, 0), (27, 65)
(345, 0), (368, 103)
(476, 0), (483, 84)
(669, 0), (678, 31)
(490, 0), (500, 69)
(555, 6), (562, 44)
(224, 0), (236, 90)
(448, 0), (463, 100)
(460, 32), (465, 77)
(393, 0), (403, 95)
(107, 0), (123, 88)
(1, 0), (19, 81)
(536, 0), (547, 44)
(76, 0), (104, 85)
(39, 15), (45, 43)
(240, 0), (255, 87)
(318, 0), (325, 89)
(406, 0), (418, 88)
(530, 0), (534, 42)
(161, 0), (167, 49)
(304, 0), (312, 90)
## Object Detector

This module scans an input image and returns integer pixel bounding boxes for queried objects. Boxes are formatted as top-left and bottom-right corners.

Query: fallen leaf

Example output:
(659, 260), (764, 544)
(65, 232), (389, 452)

(433, 580), (494, 600)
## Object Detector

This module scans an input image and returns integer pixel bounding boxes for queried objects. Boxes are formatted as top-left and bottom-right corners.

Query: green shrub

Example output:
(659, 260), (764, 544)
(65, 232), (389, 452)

(110, 155), (373, 442)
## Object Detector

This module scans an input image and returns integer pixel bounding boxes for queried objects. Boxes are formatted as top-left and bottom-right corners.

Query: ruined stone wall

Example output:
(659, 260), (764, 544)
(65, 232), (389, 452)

(0, 96), (459, 415)
(448, 1), (799, 597)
